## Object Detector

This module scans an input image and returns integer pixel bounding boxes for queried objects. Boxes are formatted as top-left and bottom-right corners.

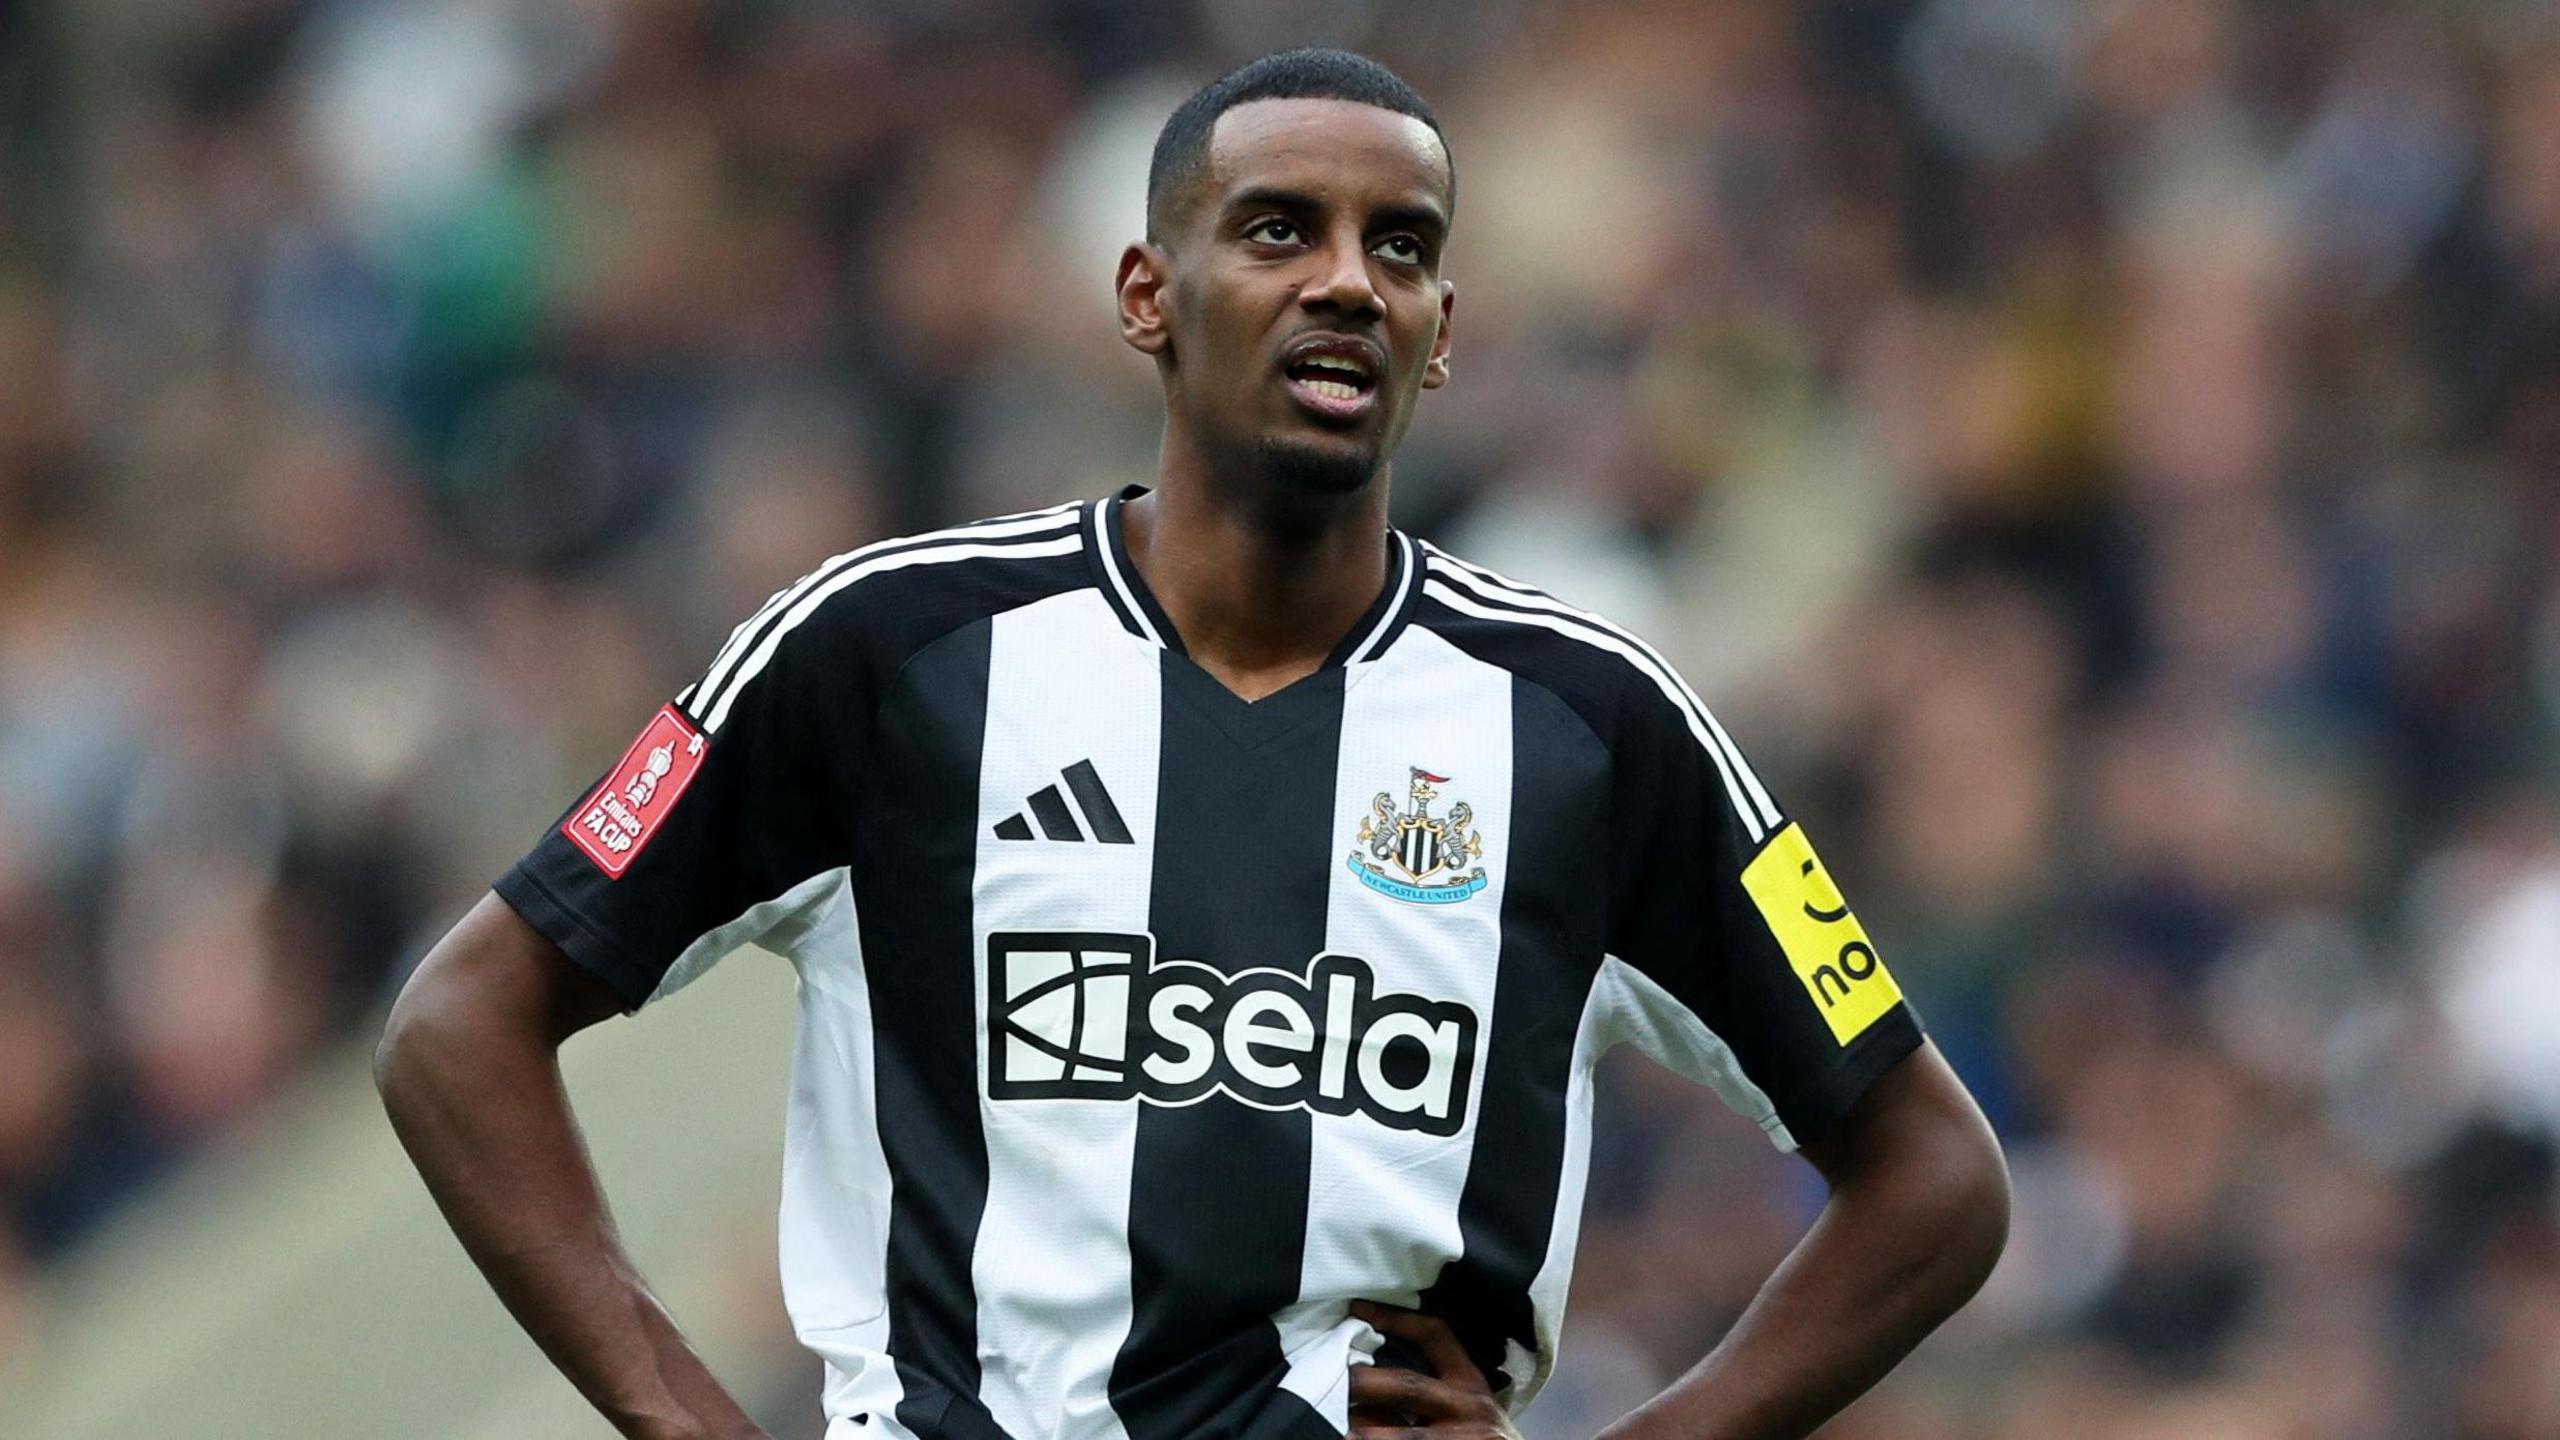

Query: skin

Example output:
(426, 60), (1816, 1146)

(376, 895), (765, 1440)
(1114, 97), (1454, 701)
(1347, 1048), (2009, 1439)
(377, 94), (2008, 1440)
(1121, 103), (2010, 1438)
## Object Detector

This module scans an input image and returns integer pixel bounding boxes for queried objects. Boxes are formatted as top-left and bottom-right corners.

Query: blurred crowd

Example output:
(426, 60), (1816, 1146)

(3, 0), (2559, 1435)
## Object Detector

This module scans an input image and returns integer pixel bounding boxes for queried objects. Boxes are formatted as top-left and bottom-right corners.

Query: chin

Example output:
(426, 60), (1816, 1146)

(1254, 433), (1382, 495)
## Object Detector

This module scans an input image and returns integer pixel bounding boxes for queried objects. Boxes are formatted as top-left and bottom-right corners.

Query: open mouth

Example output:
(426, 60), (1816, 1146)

(1281, 343), (1380, 422)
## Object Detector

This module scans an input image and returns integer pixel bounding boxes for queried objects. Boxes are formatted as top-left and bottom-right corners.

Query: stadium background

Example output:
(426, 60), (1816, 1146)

(4, 0), (2559, 1436)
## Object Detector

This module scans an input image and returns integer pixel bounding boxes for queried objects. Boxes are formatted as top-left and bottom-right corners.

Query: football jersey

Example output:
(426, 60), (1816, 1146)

(496, 488), (1924, 1440)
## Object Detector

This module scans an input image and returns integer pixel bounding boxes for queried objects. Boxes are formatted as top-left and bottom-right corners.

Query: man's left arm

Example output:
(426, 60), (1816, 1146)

(1596, 1040), (2007, 1440)
(1352, 1043), (2002, 1440)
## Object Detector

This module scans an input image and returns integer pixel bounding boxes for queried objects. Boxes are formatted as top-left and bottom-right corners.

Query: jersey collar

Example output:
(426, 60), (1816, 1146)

(1086, 485), (1421, 668)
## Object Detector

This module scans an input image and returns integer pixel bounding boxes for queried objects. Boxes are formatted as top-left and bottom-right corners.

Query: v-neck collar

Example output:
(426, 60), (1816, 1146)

(1083, 485), (1422, 671)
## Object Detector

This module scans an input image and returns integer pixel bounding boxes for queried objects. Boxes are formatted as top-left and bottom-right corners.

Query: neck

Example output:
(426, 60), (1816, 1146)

(1124, 424), (1392, 701)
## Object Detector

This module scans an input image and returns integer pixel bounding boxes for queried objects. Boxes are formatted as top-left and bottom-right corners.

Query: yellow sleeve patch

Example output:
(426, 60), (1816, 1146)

(1739, 823), (1902, 1046)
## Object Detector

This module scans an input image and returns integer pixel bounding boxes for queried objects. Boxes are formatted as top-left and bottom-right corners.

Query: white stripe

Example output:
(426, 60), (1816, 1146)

(1513, 959), (1792, 1421)
(969, 498), (1087, 527)
(1282, 622), (1514, 1432)
(1421, 547), (1782, 831)
(1342, 532), (1417, 664)
(694, 506), (1082, 715)
(1419, 577), (1766, 843)
(694, 575), (811, 709)
(640, 864), (844, 1007)
(774, 876), (913, 1434)
(972, 590), (1156, 1440)
(698, 504), (1080, 708)
(1089, 498), (1165, 648)
(1595, 953), (1789, 1147)
(703, 532), (1086, 734)
(694, 506), (1079, 716)
(1513, 973), (1611, 1410)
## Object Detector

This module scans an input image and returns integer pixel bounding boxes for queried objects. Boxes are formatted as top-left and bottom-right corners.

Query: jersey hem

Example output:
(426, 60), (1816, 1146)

(492, 864), (664, 1011)
(1771, 1003), (1927, 1150)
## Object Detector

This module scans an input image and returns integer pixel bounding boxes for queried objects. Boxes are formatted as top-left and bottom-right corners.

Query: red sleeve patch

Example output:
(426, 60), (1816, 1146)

(563, 705), (707, 877)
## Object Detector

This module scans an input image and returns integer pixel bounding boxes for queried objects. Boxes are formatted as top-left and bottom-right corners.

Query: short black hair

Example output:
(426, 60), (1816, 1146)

(1145, 48), (1451, 243)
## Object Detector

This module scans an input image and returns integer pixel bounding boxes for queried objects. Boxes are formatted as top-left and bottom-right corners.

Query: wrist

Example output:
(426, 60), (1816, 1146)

(629, 1425), (767, 1440)
(623, 1412), (768, 1440)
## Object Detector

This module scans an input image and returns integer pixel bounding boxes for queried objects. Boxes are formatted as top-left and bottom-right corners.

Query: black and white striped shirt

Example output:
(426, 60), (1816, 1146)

(497, 487), (1923, 1440)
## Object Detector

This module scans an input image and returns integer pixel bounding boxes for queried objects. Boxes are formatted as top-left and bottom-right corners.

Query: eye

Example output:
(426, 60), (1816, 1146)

(1245, 218), (1301, 245)
(1373, 234), (1427, 265)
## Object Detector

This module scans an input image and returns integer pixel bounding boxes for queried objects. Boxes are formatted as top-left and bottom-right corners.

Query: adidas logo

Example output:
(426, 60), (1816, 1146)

(992, 759), (1133, 844)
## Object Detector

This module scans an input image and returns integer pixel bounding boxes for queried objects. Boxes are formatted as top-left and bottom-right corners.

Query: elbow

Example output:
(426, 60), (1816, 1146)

(1955, 1126), (2012, 1294)
(1927, 1111), (2010, 1304)
(374, 965), (456, 1113)
(374, 979), (424, 1109)
(1811, 1047), (2012, 1322)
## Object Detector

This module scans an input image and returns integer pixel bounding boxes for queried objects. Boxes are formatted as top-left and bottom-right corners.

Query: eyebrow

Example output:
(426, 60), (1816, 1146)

(1222, 185), (1449, 237)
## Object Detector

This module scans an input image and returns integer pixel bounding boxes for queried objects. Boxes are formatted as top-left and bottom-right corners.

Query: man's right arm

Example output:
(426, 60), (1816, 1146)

(374, 893), (769, 1440)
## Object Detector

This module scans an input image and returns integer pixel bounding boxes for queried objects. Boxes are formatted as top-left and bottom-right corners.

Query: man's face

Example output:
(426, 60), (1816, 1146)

(1126, 98), (1455, 495)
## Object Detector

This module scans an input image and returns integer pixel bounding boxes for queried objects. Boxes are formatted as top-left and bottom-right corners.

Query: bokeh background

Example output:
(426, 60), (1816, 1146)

(5, 0), (2560, 1436)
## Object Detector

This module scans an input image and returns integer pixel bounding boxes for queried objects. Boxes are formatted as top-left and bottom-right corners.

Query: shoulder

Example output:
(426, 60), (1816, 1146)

(1406, 539), (1702, 747)
(798, 499), (1097, 646)
(1409, 539), (1786, 839)
(681, 500), (1096, 729)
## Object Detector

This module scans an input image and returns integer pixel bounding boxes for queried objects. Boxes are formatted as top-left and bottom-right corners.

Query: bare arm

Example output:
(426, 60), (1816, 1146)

(375, 892), (769, 1440)
(1597, 1043), (2009, 1440)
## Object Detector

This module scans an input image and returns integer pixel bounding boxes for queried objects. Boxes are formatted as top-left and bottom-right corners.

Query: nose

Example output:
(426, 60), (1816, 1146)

(1299, 230), (1384, 320)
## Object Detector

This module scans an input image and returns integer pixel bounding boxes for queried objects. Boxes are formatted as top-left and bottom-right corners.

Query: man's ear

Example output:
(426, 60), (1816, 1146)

(1422, 278), (1454, 389)
(1117, 242), (1173, 358)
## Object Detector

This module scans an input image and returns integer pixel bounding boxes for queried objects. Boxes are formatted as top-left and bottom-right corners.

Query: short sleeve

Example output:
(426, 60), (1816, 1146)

(495, 606), (862, 1011)
(1602, 674), (1922, 1150)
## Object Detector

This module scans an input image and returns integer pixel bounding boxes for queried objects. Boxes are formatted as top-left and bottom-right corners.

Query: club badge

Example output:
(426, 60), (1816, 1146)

(1348, 767), (1490, 905)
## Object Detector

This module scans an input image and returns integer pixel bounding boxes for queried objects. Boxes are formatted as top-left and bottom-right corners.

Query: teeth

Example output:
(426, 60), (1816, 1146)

(1303, 378), (1361, 401)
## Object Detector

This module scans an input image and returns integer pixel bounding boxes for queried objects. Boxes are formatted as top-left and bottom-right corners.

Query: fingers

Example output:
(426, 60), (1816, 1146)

(1343, 1301), (1520, 1438)
(1346, 1404), (1516, 1438)
(1350, 1300), (1490, 1395)
(1348, 1361), (1493, 1422)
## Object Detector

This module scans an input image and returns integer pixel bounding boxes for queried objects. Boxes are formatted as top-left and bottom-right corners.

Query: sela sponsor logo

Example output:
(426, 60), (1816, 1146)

(1739, 823), (1903, 1045)
(986, 930), (1480, 1136)
(563, 705), (707, 878)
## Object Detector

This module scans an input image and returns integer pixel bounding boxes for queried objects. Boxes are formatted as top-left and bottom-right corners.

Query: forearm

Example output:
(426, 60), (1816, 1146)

(1596, 1176), (2001, 1439)
(1600, 1050), (2008, 1440)
(378, 983), (762, 1440)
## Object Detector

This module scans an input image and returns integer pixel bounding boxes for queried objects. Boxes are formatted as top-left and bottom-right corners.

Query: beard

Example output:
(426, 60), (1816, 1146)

(1252, 431), (1382, 496)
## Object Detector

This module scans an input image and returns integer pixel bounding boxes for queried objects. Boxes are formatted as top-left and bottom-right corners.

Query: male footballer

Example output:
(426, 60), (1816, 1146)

(378, 49), (2008, 1440)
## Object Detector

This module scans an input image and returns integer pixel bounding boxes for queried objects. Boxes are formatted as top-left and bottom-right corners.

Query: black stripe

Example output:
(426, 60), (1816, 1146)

(1096, 490), (1188, 654)
(697, 518), (1079, 724)
(1325, 531), (1419, 666)
(1110, 660), (1344, 1440)
(1422, 560), (1776, 828)
(1084, 500), (1155, 642)
(1419, 544), (1541, 598)
(1027, 784), (1083, 842)
(992, 813), (1032, 841)
(850, 620), (1003, 1438)
(1419, 561), (1600, 633)
(1062, 759), (1133, 844)
(1419, 676), (1610, 1398)
(964, 500), (1081, 528)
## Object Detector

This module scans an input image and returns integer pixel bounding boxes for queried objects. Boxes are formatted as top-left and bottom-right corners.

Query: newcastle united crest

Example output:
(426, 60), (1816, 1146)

(1350, 767), (1490, 905)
